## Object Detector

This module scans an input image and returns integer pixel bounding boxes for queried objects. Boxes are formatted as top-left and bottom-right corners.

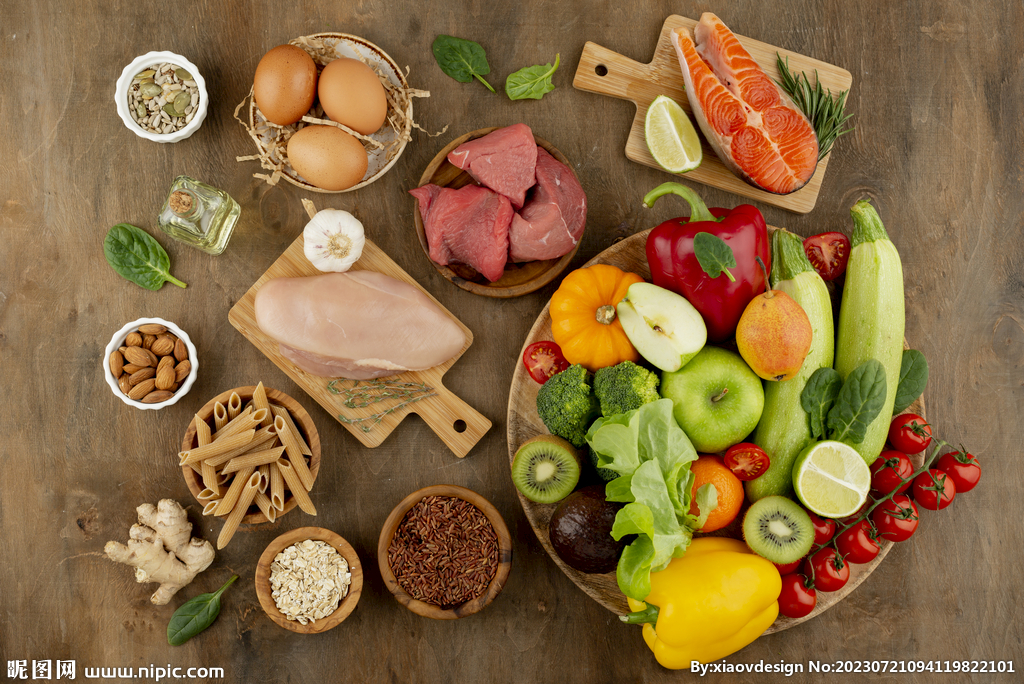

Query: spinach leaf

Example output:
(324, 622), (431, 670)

(692, 232), (737, 282)
(827, 360), (887, 444)
(167, 575), (238, 646)
(505, 53), (560, 100)
(104, 223), (187, 290)
(431, 35), (495, 92)
(893, 349), (928, 414)
(800, 367), (842, 439)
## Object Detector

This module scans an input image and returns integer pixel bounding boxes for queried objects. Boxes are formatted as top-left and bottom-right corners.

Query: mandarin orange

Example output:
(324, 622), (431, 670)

(689, 455), (744, 532)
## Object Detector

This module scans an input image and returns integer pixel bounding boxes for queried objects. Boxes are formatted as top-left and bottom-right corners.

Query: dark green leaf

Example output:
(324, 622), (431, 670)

(431, 35), (495, 92)
(103, 223), (187, 290)
(167, 575), (238, 646)
(505, 53), (560, 100)
(800, 367), (842, 439)
(692, 232), (737, 282)
(893, 349), (929, 414)
(827, 360), (887, 444)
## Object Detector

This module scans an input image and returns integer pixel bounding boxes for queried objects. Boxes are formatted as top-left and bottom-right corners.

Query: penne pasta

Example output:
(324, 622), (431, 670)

(254, 490), (276, 522)
(213, 401), (229, 432)
(195, 414), (212, 447)
(274, 415), (314, 491)
(202, 426), (277, 468)
(251, 382), (274, 429)
(217, 470), (232, 486)
(202, 501), (221, 516)
(219, 446), (286, 474)
(217, 472), (261, 549)
(257, 464), (270, 493)
(269, 404), (311, 456)
(227, 392), (242, 420)
(185, 461), (203, 476)
(214, 466), (255, 516)
(269, 463), (285, 511)
(213, 407), (268, 442)
(276, 458), (316, 515)
(210, 405), (253, 440)
(179, 429), (256, 466)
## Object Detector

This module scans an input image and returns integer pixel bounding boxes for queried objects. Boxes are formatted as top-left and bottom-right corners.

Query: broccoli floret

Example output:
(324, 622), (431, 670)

(536, 364), (600, 448)
(593, 361), (660, 417)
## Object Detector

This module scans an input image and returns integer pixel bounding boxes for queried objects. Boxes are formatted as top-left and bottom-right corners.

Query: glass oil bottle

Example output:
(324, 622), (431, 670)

(157, 175), (240, 255)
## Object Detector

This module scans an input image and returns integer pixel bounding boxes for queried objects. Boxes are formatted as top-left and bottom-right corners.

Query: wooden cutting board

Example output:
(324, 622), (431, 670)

(228, 234), (491, 458)
(572, 15), (853, 214)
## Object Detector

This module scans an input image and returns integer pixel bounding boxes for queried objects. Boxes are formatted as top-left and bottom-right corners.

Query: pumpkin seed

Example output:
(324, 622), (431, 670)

(162, 103), (181, 118)
(140, 82), (162, 99)
(173, 91), (190, 113)
(134, 69), (156, 80)
(174, 68), (192, 81)
(136, 103), (146, 119)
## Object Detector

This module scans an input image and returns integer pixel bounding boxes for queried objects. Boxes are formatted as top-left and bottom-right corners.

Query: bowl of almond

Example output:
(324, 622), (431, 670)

(104, 317), (198, 409)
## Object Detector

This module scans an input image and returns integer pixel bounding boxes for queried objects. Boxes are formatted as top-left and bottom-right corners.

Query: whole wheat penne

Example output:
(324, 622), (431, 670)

(201, 461), (221, 497)
(227, 392), (242, 420)
(254, 490), (276, 522)
(220, 446), (286, 474)
(269, 404), (311, 456)
(214, 466), (255, 516)
(179, 429), (256, 466)
(257, 464), (270, 493)
(213, 401), (229, 431)
(202, 501), (221, 516)
(274, 415), (313, 491)
(211, 405), (255, 441)
(203, 426), (278, 468)
(186, 461), (203, 475)
(252, 382), (274, 428)
(217, 472), (261, 549)
(195, 414), (212, 447)
(269, 463), (285, 511)
(217, 470), (232, 485)
(276, 458), (316, 515)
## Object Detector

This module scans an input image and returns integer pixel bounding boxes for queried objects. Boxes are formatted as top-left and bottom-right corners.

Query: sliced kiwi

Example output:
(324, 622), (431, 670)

(511, 435), (582, 504)
(742, 495), (814, 564)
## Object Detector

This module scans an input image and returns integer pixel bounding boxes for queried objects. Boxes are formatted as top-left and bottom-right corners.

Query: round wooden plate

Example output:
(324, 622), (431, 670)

(412, 127), (583, 298)
(505, 228), (926, 632)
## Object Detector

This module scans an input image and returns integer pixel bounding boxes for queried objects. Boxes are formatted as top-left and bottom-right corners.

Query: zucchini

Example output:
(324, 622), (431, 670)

(834, 200), (905, 464)
(747, 229), (834, 502)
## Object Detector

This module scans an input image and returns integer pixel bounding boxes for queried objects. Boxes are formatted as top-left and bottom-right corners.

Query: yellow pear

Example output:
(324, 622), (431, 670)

(736, 288), (812, 381)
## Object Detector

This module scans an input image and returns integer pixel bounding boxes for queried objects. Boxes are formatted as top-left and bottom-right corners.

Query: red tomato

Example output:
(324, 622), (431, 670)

(723, 443), (770, 481)
(803, 548), (849, 592)
(808, 511), (836, 545)
(912, 468), (956, 510)
(937, 449), (981, 493)
(871, 494), (919, 542)
(803, 232), (851, 281)
(870, 450), (914, 495)
(778, 574), (817, 619)
(522, 341), (569, 384)
(773, 559), (803, 575)
(888, 414), (932, 454)
(835, 520), (880, 564)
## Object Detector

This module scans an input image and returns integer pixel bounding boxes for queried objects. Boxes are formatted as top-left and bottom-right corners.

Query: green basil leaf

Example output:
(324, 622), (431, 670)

(893, 349), (928, 414)
(103, 223), (187, 290)
(431, 35), (495, 92)
(692, 232), (737, 282)
(505, 53), (560, 101)
(167, 575), (238, 646)
(800, 367), (842, 439)
(827, 360), (887, 444)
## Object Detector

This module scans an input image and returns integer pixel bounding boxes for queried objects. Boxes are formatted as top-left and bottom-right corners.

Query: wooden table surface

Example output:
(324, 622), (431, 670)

(1, 2), (1021, 682)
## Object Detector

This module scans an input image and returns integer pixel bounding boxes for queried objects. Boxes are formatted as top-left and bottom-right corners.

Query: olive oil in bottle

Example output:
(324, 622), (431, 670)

(157, 176), (240, 255)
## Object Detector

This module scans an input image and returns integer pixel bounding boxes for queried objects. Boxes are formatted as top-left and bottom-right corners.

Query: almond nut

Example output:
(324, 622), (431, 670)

(155, 365), (176, 390)
(128, 378), (157, 401)
(157, 355), (176, 372)
(159, 332), (177, 343)
(174, 359), (192, 382)
(143, 347), (159, 366)
(118, 374), (132, 396)
(122, 363), (145, 374)
(151, 337), (175, 357)
(138, 323), (167, 335)
(118, 346), (129, 355)
(142, 390), (175, 404)
(129, 367), (156, 386)
(109, 350), (124, 378)
(125, 332), (143, 347)
(173, 338), (188, 362)
(142, 334), (156, 350)
(122, 346), (153, 368)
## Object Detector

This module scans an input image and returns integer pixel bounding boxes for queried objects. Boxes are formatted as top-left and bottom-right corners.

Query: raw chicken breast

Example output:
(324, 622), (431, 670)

(446, 123), (538, 208)
(255, 271), (466, 379)
(508, 147), (587, 262)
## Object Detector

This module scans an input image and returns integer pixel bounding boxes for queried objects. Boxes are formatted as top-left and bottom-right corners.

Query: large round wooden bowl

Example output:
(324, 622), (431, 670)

(412, 127), (583, 298)
(254, 527), (363, 634)
(505, 227), (926, 633)
(377, 484), (513, 620)
(181, 385), (321, 525)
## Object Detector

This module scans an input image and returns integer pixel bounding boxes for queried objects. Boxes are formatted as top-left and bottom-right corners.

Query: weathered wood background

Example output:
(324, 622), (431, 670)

(1, 1), (1021, 682)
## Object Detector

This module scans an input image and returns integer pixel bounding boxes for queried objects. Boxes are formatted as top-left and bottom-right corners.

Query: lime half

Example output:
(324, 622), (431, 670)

(645, 95), (702, 174)
(792, 441), (871, 518)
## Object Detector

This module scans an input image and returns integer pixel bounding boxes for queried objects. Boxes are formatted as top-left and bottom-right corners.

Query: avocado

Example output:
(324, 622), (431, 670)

(548, 485), (625, 574)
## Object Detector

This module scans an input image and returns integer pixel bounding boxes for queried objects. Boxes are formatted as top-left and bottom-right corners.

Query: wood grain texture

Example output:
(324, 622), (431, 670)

(573, 14), (853, 214)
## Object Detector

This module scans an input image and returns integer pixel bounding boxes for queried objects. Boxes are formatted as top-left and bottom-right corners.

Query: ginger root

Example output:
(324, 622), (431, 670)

(104, 499), (215, 605)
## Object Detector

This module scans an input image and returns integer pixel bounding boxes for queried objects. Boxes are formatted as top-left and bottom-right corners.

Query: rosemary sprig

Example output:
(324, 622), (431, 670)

(327, 379), (437, 433)
(775, 54), (854, 161)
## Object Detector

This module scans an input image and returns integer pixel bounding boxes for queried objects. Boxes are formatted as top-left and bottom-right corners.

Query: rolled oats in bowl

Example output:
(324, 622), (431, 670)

(270, 539), (352, 625)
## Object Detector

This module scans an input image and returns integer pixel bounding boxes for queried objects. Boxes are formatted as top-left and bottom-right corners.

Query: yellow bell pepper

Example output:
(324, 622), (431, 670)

(621, 537), (782, 670)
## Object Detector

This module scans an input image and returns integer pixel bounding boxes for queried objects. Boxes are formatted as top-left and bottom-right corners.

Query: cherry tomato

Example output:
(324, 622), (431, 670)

(778, 574), (817, 619)
(912, 468), (956, 510)
(888, 414), (932, 454)
(937, 449), (981, 493)
(835, 520), (880, 564)
(803, 548), (849, 592)
(522, 341), (569, 384)
(871, 494), (919, 542)
(808, 511), (836, 545)
(774, 559), (804, 575)
(870, 450), (914, 495)
(723, 443), (770, 481)
(803, 232), (851, 281)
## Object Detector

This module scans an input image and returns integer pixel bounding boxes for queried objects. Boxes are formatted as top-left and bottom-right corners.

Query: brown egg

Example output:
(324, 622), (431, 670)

(253, 45), (318, 126)
(287, 125), (368, 191)
(317, 58), (387, 135)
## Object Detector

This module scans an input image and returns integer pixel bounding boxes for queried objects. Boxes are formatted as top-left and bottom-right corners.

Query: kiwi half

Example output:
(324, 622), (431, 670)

(511, 435), (582, 504)
(742, 495), (814, 564)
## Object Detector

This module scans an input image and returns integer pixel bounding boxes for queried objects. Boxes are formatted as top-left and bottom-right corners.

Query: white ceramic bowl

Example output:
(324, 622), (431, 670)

(103, 317), (198, 410)
(115, 51), (208, 143)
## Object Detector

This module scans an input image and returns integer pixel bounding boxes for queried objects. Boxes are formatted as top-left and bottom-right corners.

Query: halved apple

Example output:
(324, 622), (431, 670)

(616, 282), (707, 372)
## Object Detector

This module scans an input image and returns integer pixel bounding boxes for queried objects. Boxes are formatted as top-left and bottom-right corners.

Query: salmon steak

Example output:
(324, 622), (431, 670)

(672, 13), (819, 195)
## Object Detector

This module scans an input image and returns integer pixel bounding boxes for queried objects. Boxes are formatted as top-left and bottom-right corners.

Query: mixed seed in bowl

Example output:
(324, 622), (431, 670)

(128, 63), (200, 135)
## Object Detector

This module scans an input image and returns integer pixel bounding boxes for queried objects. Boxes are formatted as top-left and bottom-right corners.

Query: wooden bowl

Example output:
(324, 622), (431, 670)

(412, 127), (583, 298)
(181, 386), (320, 525)
(377, 484), (513, 619)
(254, 527), (363, 633)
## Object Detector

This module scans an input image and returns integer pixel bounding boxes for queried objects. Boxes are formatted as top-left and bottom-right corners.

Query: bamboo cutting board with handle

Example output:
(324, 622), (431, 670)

(228, 232), (491, 458)
(572, 15), (853, 214)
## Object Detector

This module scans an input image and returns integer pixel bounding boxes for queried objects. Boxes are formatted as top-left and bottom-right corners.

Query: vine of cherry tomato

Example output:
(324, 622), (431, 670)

(778, 574), (817, 619)
(912, 468), (956, 510)
(937, 449), (981, 493)
(804, 547), (849, 592)
(870, 450), (914, 495)
(871, 494), (919, 542)
(888, 414), (932, 454)
(808, 511), (836, 546)
(835, 520), (880, 564)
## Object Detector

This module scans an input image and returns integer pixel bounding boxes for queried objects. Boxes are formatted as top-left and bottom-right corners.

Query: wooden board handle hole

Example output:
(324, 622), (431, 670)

(453, 419), (467, 434)
(595, 64), (608, 76)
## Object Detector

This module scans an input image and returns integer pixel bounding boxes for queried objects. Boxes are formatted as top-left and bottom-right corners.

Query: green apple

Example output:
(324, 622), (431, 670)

(616, 282), (707, 372)
(660, 346), (764, 453)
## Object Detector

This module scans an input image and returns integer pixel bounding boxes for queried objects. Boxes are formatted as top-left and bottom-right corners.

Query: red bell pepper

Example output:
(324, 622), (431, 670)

(644, 183), (770, 342)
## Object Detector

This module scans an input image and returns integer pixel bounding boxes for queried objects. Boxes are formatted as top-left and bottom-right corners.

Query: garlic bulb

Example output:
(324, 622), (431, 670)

(303, 209), (365, 273)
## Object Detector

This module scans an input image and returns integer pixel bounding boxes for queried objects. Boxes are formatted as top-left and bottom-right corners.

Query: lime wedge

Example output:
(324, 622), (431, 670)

(645, 94), (702, 174)
(792, 441), (871, 518)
